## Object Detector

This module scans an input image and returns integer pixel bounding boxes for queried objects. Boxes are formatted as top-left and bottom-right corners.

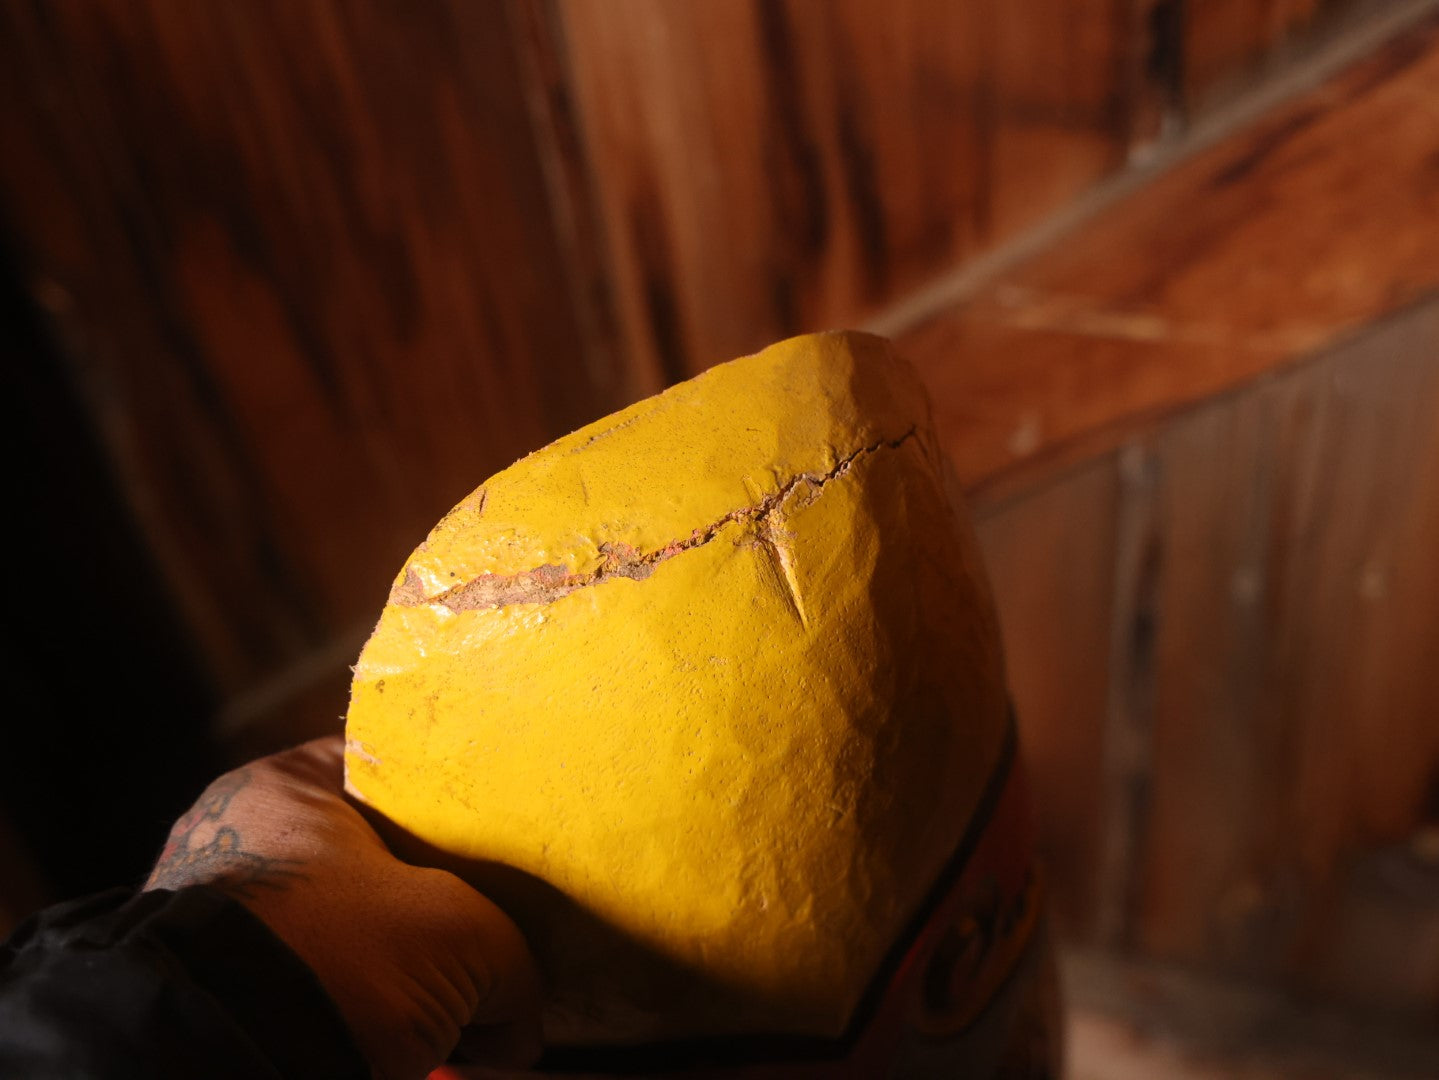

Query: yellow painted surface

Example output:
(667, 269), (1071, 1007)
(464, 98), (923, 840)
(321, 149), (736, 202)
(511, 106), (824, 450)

(344, 331), (1008, 1044)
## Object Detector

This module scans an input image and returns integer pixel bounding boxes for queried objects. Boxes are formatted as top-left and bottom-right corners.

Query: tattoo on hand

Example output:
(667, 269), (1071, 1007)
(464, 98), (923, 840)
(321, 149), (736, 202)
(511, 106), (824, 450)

(148, 770), (307, 899)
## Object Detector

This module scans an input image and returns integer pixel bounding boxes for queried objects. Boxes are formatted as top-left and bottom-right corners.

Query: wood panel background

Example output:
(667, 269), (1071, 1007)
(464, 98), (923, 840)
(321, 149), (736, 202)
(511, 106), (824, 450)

(897, 9), (1439, 500)
(957, 13), (1439, 1021)
(0, 0), (1387, 709)
(2, 0), (1436, 1034)
(1141, 303), (1439, 1013)
(0, 0), (632, 696)
(978, 298), (1439, 1019)
(553, 0), (1134, 384)
(976, 462), (1120, 941)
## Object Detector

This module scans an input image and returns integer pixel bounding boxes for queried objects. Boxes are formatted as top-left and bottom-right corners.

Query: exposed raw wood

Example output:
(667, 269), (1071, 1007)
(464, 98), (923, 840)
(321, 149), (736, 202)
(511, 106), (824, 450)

(899, 12), (1439, 503)
(1136, 370), (1321, 971)
(1181, 0), (1389, 115)
(987, 298), (1439, 1015)
(0, 1), (622, 691)
(555, 0), (1134, 381)
(5, 7), (1437, 1035)
(1137, 301), (1439, 1011)
(975, 462), (1120, 941)
(554, 0), (1392, 386)
(0, 0), (1402, 715)
(1093, 443), (1163, 948)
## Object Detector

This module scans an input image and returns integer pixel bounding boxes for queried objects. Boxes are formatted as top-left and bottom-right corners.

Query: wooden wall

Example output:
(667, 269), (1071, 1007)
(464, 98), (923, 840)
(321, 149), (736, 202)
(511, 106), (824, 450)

(550, 0), (1134, 383)
(0, 0), (1378, 712)
(2, 0), (1433, 1025)
(545, 0), (1393, 381)
(0, 1), (637, 698)
(976, 301), (1439, 1017)
(952, 16), (1439, 1020)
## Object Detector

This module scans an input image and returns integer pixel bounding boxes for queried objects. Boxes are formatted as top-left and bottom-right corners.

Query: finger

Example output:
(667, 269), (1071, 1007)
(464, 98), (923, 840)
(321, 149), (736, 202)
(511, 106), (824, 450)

(457, 890), (545, 1062)
(270, 734), (346, 789)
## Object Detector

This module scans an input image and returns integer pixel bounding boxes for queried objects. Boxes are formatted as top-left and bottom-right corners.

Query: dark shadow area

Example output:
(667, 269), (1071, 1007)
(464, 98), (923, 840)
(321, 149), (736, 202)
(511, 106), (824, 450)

(0, 245), (221, 900)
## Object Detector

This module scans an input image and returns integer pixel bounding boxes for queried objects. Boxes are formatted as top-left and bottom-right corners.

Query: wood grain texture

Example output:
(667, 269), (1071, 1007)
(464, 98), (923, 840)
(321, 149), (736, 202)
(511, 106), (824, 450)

(930, 12), (1439, 1010)
(0, 0), (1400, 716)
(0, 1), (620, 691)
(1181, 0), (1361, 112)
(902, 12), (1439, 503)
(1135, 378), (1319, 970)
(555, 0), (1134, 382)
(1133, 300), (1439, 1011)
(976, 463), (1120, 940)
(978, 301), (1439, 1009)
(548, 0), (1382, 384)
(1, 0), (1429, 994)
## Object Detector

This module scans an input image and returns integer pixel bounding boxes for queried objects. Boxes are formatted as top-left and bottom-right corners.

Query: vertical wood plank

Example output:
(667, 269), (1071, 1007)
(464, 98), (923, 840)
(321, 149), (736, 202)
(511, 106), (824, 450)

(967, 300), (1439, 1013)
(557, 0), (1131, 381)
(0, 1), (623, 691)
(1093, 443), (1164, 948)
(1134, 301), (1439, 1011)
(901, 12), (1439, 500)
(1275, 305), (1439, 1015)
(1182, 0), (1341, 112)
(1136, 378), (1311, 968)
(976, 460), (1120, 941)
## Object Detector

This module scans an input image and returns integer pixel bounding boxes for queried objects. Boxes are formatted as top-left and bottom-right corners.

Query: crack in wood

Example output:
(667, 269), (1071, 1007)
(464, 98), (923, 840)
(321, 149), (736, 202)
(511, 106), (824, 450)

(392, 428), (918, 612)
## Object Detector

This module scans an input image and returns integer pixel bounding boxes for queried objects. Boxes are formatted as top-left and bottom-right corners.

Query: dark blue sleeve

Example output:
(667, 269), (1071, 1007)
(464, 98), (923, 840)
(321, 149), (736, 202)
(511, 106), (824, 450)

(0, 886), (370, 1079)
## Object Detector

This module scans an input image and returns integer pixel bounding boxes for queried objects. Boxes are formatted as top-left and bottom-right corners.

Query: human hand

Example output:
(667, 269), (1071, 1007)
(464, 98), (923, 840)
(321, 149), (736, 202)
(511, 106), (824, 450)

(145, 736), (541, 1080)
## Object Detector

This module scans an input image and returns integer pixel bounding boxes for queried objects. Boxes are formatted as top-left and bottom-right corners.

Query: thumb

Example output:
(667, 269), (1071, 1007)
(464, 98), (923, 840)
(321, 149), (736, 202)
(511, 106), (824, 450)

(453, 891), (544, 1070)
